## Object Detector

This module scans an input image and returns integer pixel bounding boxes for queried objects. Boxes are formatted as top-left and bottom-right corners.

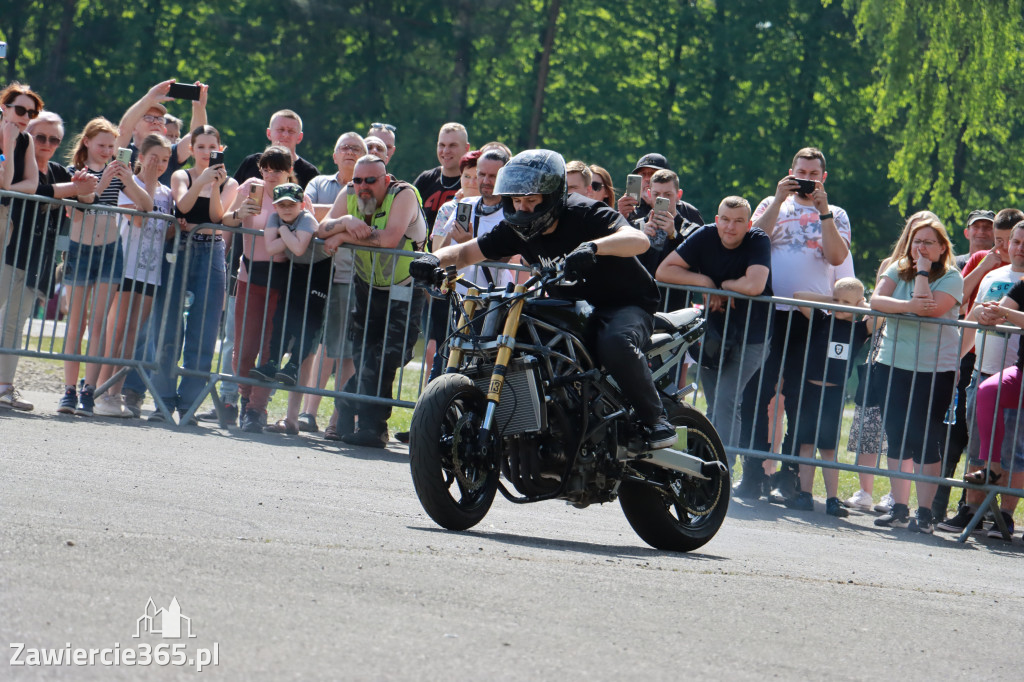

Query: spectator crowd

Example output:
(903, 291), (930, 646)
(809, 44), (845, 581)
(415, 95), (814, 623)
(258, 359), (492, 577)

(1, 77), (1021, 541)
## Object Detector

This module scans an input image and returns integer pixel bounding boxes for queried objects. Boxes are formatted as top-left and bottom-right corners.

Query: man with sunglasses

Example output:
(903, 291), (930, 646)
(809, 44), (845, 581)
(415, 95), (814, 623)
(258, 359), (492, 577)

(366, 122), (397, 163)
(318, 155), (427, 448)
(115, 78), (208, 185)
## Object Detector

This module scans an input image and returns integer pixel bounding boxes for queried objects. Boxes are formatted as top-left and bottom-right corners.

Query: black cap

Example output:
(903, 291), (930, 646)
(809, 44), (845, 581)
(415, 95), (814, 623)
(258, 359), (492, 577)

(632, 153), (671, 174)
(967, 209), (995, 226)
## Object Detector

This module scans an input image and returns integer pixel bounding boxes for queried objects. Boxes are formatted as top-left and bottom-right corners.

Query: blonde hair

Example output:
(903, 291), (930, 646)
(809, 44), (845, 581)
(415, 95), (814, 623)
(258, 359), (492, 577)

(68, 116), (118, 168)
(834, 277), (865, 299)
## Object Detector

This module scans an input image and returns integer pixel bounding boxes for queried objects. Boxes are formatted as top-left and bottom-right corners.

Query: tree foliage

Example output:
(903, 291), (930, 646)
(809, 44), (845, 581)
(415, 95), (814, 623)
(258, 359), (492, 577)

(3, 0), (1021, 278)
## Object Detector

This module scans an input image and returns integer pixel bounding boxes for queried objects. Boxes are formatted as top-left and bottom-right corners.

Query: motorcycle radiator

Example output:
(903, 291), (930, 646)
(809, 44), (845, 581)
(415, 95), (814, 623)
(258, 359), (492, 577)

(470, 357), (546, 435)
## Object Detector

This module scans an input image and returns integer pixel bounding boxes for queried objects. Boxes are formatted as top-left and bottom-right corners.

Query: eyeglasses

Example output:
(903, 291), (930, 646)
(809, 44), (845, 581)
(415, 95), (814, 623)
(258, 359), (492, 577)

(352, 176), (381, 185)
(591, 181), (604, 191)
(369, 122), (396, 132)
(7, 104), (39, 119)
(336, 145), (363, 153)
(911, 239), (939, 248)
(142, 114), (167, 125)
(34, 133), (62, 146)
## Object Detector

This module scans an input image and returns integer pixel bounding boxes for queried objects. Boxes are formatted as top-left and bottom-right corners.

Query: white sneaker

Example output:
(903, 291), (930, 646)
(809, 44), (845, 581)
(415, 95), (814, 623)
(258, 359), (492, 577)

(93, 393), (131, 418)
(873, 492), (894, 514)
(0, 385), (33, 411)
(844, 488), (874, 512)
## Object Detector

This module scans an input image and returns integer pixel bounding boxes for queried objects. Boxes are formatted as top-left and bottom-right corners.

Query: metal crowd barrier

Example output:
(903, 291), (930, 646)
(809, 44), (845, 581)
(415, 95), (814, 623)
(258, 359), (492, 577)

(0, 188), (182, 418)
(659, 280), (1024, 542)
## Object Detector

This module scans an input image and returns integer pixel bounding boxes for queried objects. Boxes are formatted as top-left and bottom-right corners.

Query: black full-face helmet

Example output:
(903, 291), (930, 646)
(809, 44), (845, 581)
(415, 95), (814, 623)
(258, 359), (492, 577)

(493, 149), (567, 241)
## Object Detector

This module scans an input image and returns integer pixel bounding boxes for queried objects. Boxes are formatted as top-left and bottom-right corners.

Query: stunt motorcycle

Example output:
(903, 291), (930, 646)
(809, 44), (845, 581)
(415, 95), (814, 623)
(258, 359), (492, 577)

(408, 264), (729, 552)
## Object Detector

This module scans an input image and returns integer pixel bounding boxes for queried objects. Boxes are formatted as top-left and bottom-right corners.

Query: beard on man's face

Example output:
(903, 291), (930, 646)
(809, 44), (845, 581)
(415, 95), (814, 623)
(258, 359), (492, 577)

(357, 195), (379, 216)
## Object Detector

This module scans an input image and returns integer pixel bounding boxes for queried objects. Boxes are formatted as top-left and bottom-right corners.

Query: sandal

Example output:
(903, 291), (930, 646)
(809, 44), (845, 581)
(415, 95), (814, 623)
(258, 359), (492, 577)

(964, 468), (1003, 485)
(265, 419), (299, 435)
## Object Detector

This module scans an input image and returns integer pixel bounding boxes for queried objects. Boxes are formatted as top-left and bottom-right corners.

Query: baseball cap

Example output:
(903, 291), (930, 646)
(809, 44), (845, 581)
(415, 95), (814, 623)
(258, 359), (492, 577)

(272, 183), (303, 204)
(967, 209), (995, 226)
(632, 153), (671, 174)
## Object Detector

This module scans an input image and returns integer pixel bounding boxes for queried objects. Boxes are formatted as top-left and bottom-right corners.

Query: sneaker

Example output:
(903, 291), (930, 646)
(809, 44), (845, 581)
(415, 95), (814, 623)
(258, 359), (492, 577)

(874, 503), (910, 528)
(643, 417), (678, 450)
(249, 361), (279, 383)
(75, 387), (95, 417)
(177, 409), (199, 426)
(987, 511), (1015, 539)
(936, 505), (977, 533)
(121, 387), (144, 417)
(908, 508), (935, 534)
(395, 431), (411, 443)
(240, 409), (265, 433)
(786, 491), (814, 511)
(93, 393), (131, 418)
(0, 385), (33, 411)
(147, 409), (167, 422)
(341, 429), (389, 449)
(844, 489), (874, 512)
(275, 361), (299, 386)
(297, 412), (319, 433)
(197, 403), (239, 426)
(826, 497), (849, 518)
(57, 386), (77, 414)
(873, 493), (895, 514)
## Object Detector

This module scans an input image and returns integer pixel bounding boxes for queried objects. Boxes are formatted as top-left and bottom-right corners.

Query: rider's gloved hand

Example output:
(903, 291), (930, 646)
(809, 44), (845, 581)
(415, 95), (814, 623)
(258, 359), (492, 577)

(564, 241), (598, 281)
(410, 253), (442, 284)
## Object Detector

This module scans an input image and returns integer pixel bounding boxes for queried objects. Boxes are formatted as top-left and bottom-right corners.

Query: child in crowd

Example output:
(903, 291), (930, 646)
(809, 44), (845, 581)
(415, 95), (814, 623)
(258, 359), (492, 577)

(94, 133), (174, 417)
(60, 117), (153, 416)
(250, 183), (332, 433)
(789, 277), (875, 516)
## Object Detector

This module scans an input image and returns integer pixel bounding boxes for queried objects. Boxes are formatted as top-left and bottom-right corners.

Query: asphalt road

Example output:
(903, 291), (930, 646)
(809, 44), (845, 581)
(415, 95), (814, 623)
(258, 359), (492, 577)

(2, 389), (1021, 681)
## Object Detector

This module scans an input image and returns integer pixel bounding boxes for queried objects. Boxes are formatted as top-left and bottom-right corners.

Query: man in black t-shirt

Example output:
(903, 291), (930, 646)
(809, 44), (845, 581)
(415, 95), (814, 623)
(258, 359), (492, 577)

(411, 149), (678, 450)
(232, 109), (320, 188)
(414, 122), (470, 231)
(657, 196), (772, 454)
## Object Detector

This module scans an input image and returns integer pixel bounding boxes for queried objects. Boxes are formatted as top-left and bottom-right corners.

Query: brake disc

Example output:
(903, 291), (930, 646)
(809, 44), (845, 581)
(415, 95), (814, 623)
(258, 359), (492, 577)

(450, 413), (486, 492)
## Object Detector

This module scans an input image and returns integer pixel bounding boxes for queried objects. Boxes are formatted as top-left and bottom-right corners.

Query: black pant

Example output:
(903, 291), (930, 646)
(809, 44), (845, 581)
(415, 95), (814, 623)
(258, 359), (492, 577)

(740, 309), (809, 457)
(589, 305), (662, 425)
(269, 258), (333, 364)
(875, 364), (956, 465)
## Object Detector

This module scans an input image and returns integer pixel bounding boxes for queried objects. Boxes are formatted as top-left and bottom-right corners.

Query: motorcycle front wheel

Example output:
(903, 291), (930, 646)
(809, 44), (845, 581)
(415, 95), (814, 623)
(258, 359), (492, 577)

(409, 373), (498, 531)
(619, 403), (729, 552)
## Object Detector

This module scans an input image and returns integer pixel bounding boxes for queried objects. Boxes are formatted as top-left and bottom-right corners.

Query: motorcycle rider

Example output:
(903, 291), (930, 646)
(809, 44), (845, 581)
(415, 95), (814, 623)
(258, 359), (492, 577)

(410, 149), (678, 449)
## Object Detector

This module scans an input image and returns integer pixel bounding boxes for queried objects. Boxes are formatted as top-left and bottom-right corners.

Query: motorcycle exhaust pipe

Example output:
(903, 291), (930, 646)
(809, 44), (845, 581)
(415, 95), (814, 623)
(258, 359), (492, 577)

(640, 447), (720, 480)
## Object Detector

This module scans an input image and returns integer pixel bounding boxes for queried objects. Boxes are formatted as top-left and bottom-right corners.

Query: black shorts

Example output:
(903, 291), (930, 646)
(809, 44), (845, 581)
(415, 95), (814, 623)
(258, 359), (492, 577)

(121, 277), (157, 297)
(795, 382), (846, 450)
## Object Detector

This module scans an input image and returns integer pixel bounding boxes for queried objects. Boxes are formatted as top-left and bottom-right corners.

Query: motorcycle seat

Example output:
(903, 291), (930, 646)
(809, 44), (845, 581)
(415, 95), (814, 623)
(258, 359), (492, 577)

(653, 307), (701, 333)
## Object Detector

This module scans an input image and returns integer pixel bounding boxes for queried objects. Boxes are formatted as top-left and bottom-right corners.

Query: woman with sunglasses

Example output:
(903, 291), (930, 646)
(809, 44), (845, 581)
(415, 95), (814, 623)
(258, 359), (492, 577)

(221, 145), (293, 433)
(1, 83), (42, 249)
(587, 165), (615, 206)
(0, 111), (97, 412)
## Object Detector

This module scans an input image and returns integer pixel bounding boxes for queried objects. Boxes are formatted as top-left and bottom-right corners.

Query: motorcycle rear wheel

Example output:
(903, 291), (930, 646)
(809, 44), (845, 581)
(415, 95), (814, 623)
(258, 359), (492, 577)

(409, 373), (498, 531)
(619, 403), (729, 552)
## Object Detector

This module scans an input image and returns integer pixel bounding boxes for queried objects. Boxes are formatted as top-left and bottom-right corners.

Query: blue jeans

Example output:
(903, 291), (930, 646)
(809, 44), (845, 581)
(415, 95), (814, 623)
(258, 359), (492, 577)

(149, 238), (226, 411)
(700, 340), (770, 458)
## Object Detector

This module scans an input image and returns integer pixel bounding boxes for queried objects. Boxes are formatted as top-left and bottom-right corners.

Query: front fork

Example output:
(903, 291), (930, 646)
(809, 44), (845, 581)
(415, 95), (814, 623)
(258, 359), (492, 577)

(478, 284), (527, 451)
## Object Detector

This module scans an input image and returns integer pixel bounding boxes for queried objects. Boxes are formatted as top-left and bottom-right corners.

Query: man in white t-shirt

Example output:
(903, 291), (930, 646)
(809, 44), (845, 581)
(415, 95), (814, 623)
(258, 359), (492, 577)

(734, 147), (852, 501)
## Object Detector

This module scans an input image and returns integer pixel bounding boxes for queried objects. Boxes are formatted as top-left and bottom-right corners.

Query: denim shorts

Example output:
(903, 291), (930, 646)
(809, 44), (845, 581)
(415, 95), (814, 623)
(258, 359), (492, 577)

(64, 240), (124, 286)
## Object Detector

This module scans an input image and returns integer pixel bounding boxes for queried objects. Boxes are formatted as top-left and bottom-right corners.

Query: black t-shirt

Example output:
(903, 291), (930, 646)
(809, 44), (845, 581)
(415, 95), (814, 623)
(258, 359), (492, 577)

(675, 224), (773, 342)
(1008, 280), (1024, 366)
(414, 166), (460, 234)
(803, 309), (870, 385)
(635, 203), (704, 276)
(5, 161), (72, 295)
(628, 198), (702, 226)
(477, 194), (661, 313)
(232, 153), (319, 188)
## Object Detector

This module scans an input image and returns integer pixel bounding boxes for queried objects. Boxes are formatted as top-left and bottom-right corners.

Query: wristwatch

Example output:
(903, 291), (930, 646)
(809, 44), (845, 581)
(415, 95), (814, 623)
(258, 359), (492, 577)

(818, 212), (833, 221)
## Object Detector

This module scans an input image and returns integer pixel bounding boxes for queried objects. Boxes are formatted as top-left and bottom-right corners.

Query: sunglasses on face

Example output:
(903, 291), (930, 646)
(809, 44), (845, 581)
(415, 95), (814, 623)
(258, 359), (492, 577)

(6, 104), (39, 119)
(352, 176), (381, 185)
(591, 181), (604, 191)
(142, 114), (166, 125)
(34, 133), (62, 146)
(370, 122), (396, 132)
